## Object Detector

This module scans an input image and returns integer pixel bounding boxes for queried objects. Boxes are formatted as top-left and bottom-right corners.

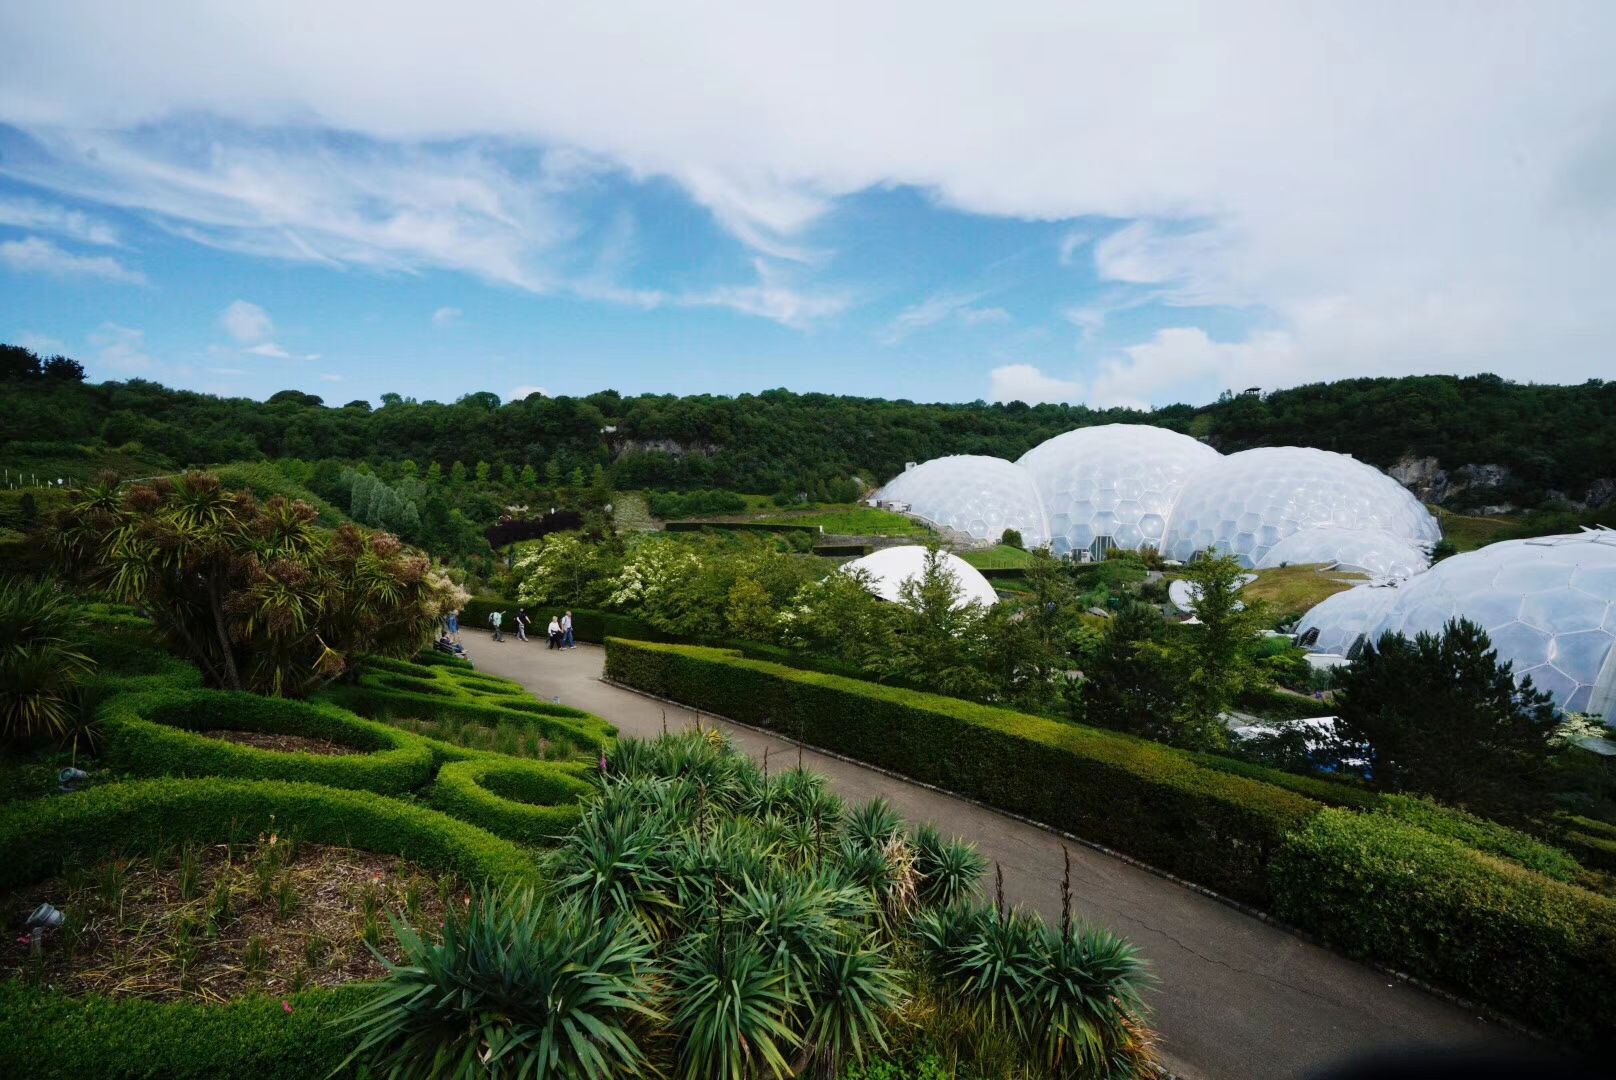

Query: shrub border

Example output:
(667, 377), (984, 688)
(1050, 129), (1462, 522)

(430, 756), (595, 845)
(100, 688), (437, 795)
(603, 637), (1614, 1048)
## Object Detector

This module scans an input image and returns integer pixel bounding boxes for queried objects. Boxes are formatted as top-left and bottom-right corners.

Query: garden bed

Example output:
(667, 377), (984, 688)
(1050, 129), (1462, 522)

(201, 730), (359, 756)
(3, 838), (452, 1003)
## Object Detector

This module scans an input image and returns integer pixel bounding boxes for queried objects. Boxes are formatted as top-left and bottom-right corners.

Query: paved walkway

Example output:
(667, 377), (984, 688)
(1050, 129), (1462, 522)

(468, 634), (1519, 1080)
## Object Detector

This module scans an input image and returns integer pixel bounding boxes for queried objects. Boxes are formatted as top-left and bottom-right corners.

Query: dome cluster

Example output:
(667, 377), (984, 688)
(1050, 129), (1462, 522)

(876, 424), (1438, 574)
(1298, 531), (1616, 723)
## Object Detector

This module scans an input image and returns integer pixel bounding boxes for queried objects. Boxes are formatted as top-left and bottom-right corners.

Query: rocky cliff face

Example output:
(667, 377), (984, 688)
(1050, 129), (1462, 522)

(1390, 456), (1614, 513)
(609, 437), (719, 458)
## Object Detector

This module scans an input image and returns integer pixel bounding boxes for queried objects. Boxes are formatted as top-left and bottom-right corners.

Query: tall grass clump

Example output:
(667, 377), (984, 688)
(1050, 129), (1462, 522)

(346, 727), (1155, 1078)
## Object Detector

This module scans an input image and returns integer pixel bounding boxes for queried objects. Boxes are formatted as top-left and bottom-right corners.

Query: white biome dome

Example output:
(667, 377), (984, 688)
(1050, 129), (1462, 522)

(1015, 424), (1221, 558)
(1364, 531), (1616, 721)
(877, 455), (1049, 547)
(1255, 527), (1430, 580)
(842, 545), (999, 608)
(1163, 447), (1440, 568)
(1295, 584), (1402, 656)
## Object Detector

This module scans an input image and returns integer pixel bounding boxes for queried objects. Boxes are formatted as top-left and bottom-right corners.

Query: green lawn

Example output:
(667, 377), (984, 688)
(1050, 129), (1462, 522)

(1239, 563), (1365, 622)
(961, 544), (1036, 570)
(1432, 507), (1523, 552)
(753, 507), (932, 536)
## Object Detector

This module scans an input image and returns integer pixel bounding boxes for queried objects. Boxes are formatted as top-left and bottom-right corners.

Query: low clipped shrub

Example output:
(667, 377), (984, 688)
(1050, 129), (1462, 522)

(0, 776), (543, 892)
(100, 689), (436, 795)
(0, 981), (373, 1080)
(606, 639), (1616, 1045)
(320, 672), (615, 757)
(1271, 809), (1616, 1047)
(430, 757), (595, 845)
(605, 640), (1318, 904)
(410, 649), (474, 670)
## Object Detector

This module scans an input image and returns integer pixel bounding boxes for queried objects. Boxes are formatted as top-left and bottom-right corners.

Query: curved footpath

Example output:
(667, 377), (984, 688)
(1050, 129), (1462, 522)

(468, 635), (1522, 1080)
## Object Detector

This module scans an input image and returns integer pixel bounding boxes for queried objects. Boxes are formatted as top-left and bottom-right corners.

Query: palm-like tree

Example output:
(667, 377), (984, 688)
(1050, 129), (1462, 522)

(50, 471), (455, 696)
(0, 576), (94, 745)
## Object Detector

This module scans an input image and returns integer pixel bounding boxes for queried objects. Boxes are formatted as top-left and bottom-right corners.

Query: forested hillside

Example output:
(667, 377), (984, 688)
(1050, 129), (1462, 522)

(4, 343), (1613, 507)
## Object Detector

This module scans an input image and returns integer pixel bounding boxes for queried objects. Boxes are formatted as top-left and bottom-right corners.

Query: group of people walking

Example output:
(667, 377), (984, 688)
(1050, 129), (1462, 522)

(485, 607), (576, 650)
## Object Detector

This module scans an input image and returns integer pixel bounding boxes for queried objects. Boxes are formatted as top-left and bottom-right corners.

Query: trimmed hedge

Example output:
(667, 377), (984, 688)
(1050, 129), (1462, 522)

(0, 776), (543, 892)
(607, 638), (1614, 1047)
(0, 981), (374, 1080)
(100, 689), (436, 795)
(0, 778), (543, 1077)
(1272, 809), (1616, 1045)
(430, 757), (595, 845)
(320, 676), (614, 756)
(604, 639), (1318, 904)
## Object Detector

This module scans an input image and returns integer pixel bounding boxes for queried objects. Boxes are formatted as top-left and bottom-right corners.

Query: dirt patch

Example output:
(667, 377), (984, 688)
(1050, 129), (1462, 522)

(201, 729), (361, 756)
(2, 838), (457, 1003)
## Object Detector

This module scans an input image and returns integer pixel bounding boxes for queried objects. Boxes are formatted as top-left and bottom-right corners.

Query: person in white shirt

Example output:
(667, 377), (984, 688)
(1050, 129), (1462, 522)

(546, 616), (562, 650)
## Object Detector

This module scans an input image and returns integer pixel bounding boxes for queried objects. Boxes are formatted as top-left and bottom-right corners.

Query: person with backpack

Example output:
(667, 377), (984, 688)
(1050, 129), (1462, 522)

(489, 609), (504, 641)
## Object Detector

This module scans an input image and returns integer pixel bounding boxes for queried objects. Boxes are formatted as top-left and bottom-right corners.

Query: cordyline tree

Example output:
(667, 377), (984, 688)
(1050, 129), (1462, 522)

(51, 471), (458, 696)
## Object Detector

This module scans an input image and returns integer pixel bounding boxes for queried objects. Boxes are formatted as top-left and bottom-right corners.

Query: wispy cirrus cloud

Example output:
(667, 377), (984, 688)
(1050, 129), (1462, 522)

(0, 235), (145, 283)
(880, 290), (1011, 345)
(0, 195), (120, 245)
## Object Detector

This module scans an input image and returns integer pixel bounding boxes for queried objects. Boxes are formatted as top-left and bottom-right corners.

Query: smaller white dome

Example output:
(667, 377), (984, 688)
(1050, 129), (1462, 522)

(1296, 584), (1402, 656)
(1255, 527), (1430, 580)
(842, 545), (999, 608)
(877, 455), (1049, 547)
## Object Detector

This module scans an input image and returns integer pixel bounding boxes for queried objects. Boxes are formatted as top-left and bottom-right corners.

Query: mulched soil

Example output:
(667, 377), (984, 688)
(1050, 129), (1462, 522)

(2, 838), (456, 1003)
(201, 729), (360, 756)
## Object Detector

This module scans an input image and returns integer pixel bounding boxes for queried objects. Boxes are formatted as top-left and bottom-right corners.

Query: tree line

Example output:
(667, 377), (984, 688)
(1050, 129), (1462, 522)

(4, 342), (1613, 505)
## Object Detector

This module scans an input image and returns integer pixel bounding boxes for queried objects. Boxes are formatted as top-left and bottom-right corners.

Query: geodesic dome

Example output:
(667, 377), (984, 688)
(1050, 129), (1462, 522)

(1015, 424), (1221, 558)
(877, 455), (1049, 548)
(1255, 527), (1430, 580)
(1365, 531), (1616, 721)
(842, 545), (999, 608)
(1295, 584), (1402, 656)
(1163, 447), (1440, 568)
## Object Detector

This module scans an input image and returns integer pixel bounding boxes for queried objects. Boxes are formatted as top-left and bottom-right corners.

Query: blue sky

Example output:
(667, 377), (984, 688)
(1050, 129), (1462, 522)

(2, 3), (1613, 408)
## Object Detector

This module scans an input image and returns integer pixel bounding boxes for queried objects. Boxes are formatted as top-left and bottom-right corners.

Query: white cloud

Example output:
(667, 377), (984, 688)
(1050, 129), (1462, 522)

(1057, 230), (1090, 266)
(2, 3), (1615, 379)
(988, 363), (1080, 405)
(210, 366), (245, 375)
(510, 385), (548, 400)
(319, 372), (342, 381)
(0, 196), (119, 245)
(16, 331), (67, 355)
(220, 300), (273, 344)
(88, 322), (154, 372)
(431, 305), (462, 327)
(246, 341), (288, 358)
(0, 236), (145, 283)
(881, 291), (1010, 344)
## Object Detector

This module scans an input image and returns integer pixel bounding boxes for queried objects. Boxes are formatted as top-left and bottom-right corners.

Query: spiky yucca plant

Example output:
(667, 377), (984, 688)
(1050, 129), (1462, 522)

(341, 887), (661, 1079)
(0, 576), (94, 745)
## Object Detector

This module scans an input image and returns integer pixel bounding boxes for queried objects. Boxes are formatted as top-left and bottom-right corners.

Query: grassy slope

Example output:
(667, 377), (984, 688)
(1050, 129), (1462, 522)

(1432, 506), (1525, 552)
(1241, 563), (1365, 622)
(961, 544), (1037, 570)
(754, 506), (932, 536)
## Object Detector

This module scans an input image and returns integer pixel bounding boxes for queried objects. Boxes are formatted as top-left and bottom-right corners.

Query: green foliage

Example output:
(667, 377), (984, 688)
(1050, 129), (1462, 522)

(1330, 619), (1560, 820)
(0, 981), (375, 1080)
(341, 888), (661, 1080)
(876, 547), (994, 700)
(514, 531), (612, 607)
(0, 776), (542, 893)
(754, 508), (931, 536)
(605, 640), (1319, 904)
(647, 488), (748, 518)
(1174, 554), (1268, 747)
(1271, 809), (1616, 1047)
(50, 470), (460, 696)
(0, 575), (95, 745)
(319, 657), (615, 758)
(430, 757), (595, 845)
(1078, 604), (1184, 742)
(99, 688), (438, 794)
